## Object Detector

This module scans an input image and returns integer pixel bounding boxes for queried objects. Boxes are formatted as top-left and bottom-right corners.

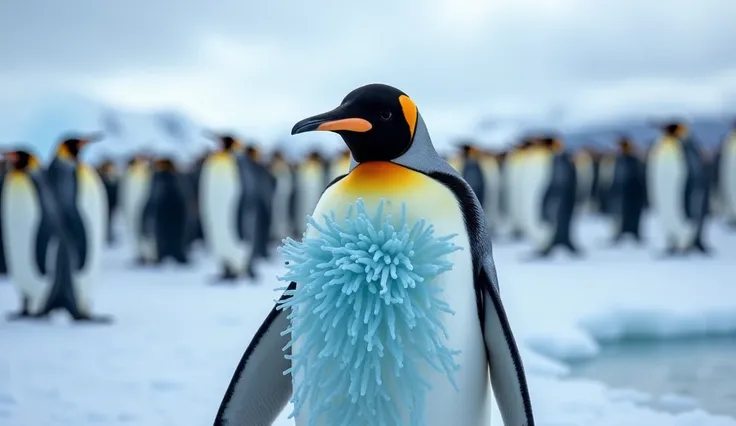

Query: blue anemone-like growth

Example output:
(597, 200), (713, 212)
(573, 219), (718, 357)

(276, 198), (463, 426)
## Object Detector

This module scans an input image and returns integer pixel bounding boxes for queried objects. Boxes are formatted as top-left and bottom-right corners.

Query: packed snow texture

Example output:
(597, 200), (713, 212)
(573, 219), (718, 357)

(1, 216), (736, 426)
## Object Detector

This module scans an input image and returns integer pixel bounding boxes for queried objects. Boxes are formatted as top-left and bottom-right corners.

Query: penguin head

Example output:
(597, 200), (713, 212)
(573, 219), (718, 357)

(291, 84), (418, 163)
(456, 141), (480, 159)
(56, 133), (103, 161)
(660, 121), (688, 139)
(5, 150), (40, 172)
(208, 134), (243, 153)
(153, 158), (177, 172)
(617, 136), (634, 154)
(245, 145), (261, 162)
(540, 136), (564, 153)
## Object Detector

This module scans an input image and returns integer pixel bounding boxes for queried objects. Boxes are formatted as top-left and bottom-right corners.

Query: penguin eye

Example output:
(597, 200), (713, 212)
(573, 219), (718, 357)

(379, 111), (392, 121)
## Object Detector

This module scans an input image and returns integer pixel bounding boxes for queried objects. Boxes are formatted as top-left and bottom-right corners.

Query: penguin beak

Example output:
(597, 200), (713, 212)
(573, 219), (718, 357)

(291, 104), (373, 135)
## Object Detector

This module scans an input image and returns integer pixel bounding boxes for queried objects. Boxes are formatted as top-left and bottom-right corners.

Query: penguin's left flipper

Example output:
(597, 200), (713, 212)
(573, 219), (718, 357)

(479, 263), (535, 426)
(214, 282), (294, 426)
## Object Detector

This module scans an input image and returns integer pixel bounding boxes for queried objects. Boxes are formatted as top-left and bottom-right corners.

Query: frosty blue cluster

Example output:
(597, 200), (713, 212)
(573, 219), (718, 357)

(276, 198), (462, 426)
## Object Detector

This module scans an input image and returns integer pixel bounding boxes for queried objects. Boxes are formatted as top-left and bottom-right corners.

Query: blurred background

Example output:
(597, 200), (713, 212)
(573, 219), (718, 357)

(1, 1), (736, 425)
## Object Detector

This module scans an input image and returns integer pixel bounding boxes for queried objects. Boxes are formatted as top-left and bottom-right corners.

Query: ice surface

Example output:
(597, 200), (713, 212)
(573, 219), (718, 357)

(1, 215), (736, 426)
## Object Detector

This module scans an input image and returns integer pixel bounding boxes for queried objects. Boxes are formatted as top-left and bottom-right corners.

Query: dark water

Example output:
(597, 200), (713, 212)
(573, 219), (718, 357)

(570, 337), (736, 418)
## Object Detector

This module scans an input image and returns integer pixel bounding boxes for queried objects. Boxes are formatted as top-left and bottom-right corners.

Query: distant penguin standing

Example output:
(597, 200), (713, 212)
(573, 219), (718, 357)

(518, 137), (553, 247)
(446, 148), (464, 172)
(0, 153), (7, 275)
(96, 159), (120, 245)
(719, 125), (736, 227)
(245, 145), (276, 261)
(214, 83), (535, 426)
(120, 155), (156, 264)
(530, 136), (580, 258)
(45, 134), (109, 316)
(647, 122), (711, 255)
(596, 152), (617, 215)
(199, 134), (256, 281)
(268, 149), (294, 241)
(186, 151), (210, 246)
(294, 150), (327, 236)
(607, 136), (646, 244)
(573, 147), (594, 211)
(479, 148), (502, 233)
(2, 149), (111, 322)
(327, 149), (351, 182)
(141, 156), (191, 265)
(504, 140), (532, 240)
(458, 142), (486, 207)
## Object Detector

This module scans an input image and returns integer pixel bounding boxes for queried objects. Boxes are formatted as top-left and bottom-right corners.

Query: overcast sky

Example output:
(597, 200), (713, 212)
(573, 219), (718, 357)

(2, 0), (736, 141)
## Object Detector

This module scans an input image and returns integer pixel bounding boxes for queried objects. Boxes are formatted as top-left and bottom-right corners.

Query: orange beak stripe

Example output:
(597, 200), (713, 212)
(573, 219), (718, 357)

(316, 118), (372, 132)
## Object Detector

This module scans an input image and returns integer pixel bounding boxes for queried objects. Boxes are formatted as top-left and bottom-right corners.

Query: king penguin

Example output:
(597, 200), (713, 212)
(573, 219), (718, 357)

(608, 136), (646, 245)
(479, 148), (502, 235)
(121, 154), (156, 264)
(245, 144), (276, 261)
(458, 141), (486, 207)
(530, 136), (580, 258)
(2, 149), (111, 322)
(647, 122), (711, 255)
(214, 83), (534, 426)
(293, 150), (328, 236)
(719, 123), (736, 227)
(268, 149), (295, 241)
(327, 149), (352, 182)
(45, 134), (110, 315)
(96, 158), (120, 245)
(141, 155), (191, 265)
(0, 152), (8, 275)
(504, 139), (532, 241)
(199, 134), (257, 281)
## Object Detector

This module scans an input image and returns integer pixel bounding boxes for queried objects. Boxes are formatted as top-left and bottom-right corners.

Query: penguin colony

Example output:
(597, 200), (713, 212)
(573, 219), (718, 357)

(0, 84), (734, 424)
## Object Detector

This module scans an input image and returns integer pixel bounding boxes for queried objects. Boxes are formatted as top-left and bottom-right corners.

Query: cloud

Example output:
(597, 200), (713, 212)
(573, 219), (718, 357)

(2, 0), (736, 144)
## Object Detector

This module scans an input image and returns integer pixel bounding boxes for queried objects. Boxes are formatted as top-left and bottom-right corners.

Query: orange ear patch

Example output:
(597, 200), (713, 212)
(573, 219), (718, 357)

(399, 95), (417, 140)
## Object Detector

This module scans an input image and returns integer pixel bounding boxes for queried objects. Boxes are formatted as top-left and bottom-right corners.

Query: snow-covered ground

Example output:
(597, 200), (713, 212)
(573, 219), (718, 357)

(1, 215), (736, 426)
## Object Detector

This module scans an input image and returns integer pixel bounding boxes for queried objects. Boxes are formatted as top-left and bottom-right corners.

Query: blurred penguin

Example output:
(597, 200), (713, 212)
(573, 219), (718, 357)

(446, 147), (464, 172)
(458, 141), (486, 207)
(294, 150), (328, 236)
(327, 149), (351, 182)
(199, 134), (256, 281)
(0, 151), (8, 275)
(529, 136), (581, 258)
(505, 139), (533, 240)
(2, 148), (111, 323)
(595, 150), (617, 216)
(185, 149), (211, 246)
(45, 133), (109, 313)
(518, 137), (551, 245)
(647, 122), (711, 255)
(718, 122), (736, 227)
(607, 136), (646, 245)
(245, 144), (276, 262)
(141, 154), (191, 265)
(479, 148), (502, 234)
(573, 146), (594, 211)
(268, 149), (294, 241)
(120, 153), (156, 264)
(96, 158), (120, 245)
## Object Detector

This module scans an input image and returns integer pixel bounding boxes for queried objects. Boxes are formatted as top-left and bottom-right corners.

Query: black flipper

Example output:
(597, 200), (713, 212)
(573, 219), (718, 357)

(478, 262), (535, 426)
(214, 282), (295, 425)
